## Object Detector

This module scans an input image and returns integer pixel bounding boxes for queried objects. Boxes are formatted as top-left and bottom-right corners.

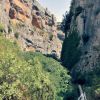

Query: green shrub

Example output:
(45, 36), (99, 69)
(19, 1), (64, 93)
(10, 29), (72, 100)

(75, 6), (83, 17)
(8, 26), (12, 33)
(21, 52), (73, 100)
(71, 65), (100, 99)
(61, 11), (73, 33)
(14, 32), (19, 39)
(49, 33), (53, 41)
(63, 85), (78, 100)
(95, 87), (100, 96)
(0, 23), (4, 35)
(61, 27), (81, 70)
(0, 36), (73, 100)
(83, 78), (100, 100)
(95, 8), (100, 15)
(61, 0), (74, 33)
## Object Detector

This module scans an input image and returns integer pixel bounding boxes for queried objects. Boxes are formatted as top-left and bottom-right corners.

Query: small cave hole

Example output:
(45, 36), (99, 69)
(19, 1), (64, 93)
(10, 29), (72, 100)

(84, 51), (88, 55)
(82, 34), (90, 44)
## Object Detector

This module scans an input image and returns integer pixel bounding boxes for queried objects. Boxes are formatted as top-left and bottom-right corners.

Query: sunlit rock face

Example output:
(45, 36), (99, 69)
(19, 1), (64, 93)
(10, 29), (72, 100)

(0, 0), (64, 58)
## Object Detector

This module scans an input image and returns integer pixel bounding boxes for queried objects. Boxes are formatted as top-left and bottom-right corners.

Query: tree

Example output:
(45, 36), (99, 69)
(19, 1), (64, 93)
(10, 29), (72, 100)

(61, 27), (81, 70)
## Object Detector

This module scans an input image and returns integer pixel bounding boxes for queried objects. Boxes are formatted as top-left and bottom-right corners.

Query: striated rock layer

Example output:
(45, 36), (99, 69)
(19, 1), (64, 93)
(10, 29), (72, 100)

(0, 0), (63, 58)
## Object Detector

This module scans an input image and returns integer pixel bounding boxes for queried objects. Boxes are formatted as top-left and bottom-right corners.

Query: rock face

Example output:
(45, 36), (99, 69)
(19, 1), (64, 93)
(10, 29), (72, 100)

(0, 0), (63, 58)
(62, 0), (100, 73)
(72, 0), (100, 73)
(61, 1), (100, 99)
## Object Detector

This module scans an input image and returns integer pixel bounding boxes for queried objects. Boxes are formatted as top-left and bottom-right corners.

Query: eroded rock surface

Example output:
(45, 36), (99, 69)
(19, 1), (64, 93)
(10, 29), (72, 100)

(73, 0), (100, 73)
(0, 0), (64, 58)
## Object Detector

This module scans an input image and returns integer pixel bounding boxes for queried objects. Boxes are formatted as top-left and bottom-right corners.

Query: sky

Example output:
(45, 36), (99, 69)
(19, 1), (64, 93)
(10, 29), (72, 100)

(38, 0), (71, 22)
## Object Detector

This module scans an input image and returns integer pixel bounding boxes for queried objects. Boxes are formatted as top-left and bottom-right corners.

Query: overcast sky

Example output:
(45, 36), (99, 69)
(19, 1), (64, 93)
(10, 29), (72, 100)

(38, 0), (71, 22)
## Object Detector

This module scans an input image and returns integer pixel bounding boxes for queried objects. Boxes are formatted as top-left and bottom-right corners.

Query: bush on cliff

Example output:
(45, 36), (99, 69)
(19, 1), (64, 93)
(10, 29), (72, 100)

(61, 27), (81, 70)
(0, 35), (73, 100)
(0, 23), (4, 34)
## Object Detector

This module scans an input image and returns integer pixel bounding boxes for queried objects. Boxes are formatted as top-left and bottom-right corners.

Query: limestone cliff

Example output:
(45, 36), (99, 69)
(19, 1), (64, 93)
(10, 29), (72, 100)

(71, 0), (100, 74)
(0, 0), (63, 58)
(61, 0), (100, 99)
(62, 0), (100, 74)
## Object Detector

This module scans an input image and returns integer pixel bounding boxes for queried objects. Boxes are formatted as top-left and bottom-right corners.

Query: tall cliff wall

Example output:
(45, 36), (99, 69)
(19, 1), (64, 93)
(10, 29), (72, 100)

(72, 0), (100, 74)
(62, 0), (100, 74)
(61, 0), (100, 99)
(0, 0), (63, 58)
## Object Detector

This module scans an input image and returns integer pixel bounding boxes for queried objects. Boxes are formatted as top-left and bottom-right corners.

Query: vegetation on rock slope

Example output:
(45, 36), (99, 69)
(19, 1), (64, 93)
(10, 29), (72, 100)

(61, 2), (100, 99)
(0, 34), (73, 100)
(61, 27), (81, 70)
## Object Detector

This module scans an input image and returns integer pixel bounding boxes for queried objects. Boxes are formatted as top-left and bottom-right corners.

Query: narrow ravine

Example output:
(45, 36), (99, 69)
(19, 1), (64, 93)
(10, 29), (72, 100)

(0, 0), (100, 100)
